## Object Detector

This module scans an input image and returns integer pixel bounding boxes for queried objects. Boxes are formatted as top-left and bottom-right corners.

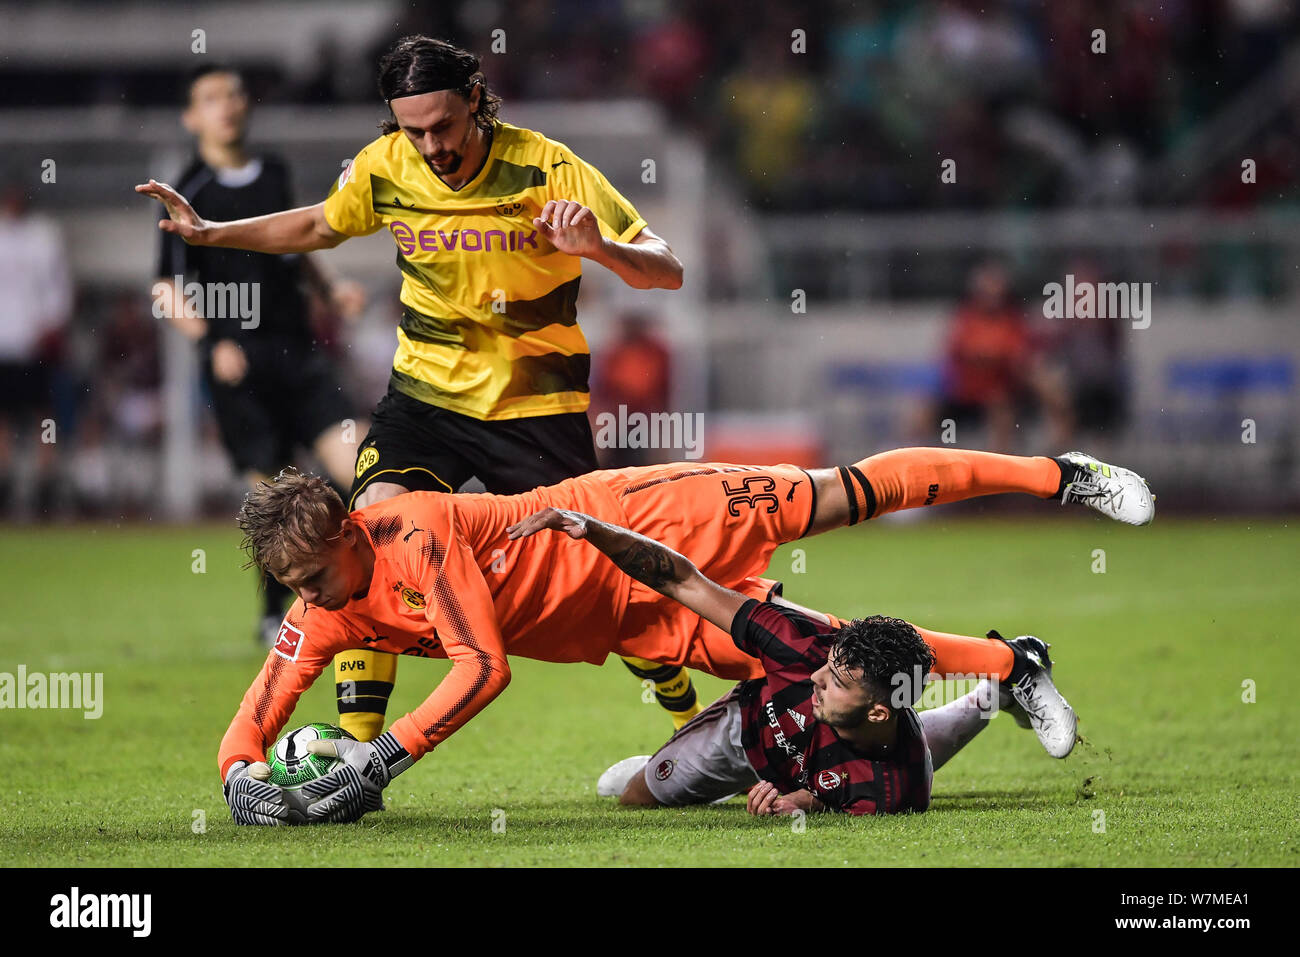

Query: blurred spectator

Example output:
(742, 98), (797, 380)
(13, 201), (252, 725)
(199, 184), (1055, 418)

(716, 32), (819, 208)
(591, 313), (673, 467)
(1036, 258), (1129, 449)
(0, 184), (72, 518)
(631, 13), (710, 114)
(99, 292), (163, 445)
(3, 1), (1296, 211)
(921, 259), (1041, 451)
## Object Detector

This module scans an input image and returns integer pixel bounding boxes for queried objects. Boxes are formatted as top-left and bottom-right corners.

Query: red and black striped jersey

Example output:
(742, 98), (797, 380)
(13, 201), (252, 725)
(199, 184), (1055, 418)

(731, 599), (934, 816)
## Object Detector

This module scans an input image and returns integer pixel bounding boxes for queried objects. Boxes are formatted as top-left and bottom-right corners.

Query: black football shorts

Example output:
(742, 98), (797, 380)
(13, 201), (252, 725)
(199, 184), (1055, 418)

(349, 384), (599, 508)
(206, 348), (353, 477)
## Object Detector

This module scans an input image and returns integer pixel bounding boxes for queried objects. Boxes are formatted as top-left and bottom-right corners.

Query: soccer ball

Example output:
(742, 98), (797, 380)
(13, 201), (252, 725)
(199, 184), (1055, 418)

(266, 723), (355, 789)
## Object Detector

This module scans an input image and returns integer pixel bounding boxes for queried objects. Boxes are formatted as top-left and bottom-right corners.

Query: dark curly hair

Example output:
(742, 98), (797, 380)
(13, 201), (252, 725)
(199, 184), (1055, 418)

(830, 615), (936, 709)
(237, 468), (348, 576)
(377, 35), (501, 134)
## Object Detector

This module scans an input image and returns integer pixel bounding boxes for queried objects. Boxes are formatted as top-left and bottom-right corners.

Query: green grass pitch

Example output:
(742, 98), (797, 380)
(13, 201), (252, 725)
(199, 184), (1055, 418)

(1, 514), (1295, 866)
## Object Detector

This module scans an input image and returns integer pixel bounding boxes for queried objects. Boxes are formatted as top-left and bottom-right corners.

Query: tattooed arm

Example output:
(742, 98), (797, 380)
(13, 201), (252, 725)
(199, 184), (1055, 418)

(506, 508), (749, 633)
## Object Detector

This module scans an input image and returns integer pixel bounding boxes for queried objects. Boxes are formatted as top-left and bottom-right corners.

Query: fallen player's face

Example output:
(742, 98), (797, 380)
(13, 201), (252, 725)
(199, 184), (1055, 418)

(810, 656), (876, 729)
(390, 89), (479, 175)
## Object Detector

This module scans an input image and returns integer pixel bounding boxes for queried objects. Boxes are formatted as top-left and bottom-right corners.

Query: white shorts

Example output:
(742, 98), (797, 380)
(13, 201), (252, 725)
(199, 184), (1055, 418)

(643, 685), (760, 806)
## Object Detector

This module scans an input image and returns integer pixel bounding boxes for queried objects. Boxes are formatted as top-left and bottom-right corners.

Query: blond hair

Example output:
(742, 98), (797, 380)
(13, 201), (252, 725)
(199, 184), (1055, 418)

(237, 468), (349, 575)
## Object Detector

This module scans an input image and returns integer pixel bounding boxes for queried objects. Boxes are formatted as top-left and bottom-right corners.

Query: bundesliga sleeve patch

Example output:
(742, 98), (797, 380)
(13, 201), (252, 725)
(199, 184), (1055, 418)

(273, 621), (305, 662)
(338, 160), (355, 191)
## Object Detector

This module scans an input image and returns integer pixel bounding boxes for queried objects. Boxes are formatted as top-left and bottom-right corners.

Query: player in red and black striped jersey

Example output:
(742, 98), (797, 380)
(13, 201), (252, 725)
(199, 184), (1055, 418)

(514, 503), (1071, 817)
(730, 601), (937, 815)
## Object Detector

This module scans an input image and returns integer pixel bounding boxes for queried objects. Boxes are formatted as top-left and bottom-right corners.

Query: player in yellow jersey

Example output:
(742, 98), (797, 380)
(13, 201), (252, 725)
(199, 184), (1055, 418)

(136, 36), (699, 739)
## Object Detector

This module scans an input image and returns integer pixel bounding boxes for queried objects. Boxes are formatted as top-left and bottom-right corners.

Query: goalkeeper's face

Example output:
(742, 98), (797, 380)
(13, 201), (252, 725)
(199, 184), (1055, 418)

(274, 519), (372, 612)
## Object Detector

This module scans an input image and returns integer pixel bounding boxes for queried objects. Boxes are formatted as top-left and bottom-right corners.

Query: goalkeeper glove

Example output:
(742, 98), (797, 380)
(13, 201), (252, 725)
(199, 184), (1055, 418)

(300, 731), (414, 824)
(223, 760), (305, 826)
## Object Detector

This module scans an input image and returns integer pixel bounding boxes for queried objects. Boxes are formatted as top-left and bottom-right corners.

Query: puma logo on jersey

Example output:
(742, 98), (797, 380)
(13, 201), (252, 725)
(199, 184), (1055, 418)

(551, 158), (571, 169)
(785, 479), (802, 502)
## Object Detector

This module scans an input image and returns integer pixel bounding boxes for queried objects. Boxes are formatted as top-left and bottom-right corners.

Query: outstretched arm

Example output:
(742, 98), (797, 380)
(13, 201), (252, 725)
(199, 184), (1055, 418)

(506, 507), (743, 633)
(136, 179), (346, 253)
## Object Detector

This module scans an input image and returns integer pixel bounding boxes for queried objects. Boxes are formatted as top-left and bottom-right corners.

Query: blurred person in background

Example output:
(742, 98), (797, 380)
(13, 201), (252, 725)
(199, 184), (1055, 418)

(591, 313), (673, 468)
(922, 259), (1044, 452)
(717, 30), (819, 209)
(151, 64), (367, 646)
(0, 183), (72, 520)
(1036, 257), (1129, 451)
(97, 292), (164, 516)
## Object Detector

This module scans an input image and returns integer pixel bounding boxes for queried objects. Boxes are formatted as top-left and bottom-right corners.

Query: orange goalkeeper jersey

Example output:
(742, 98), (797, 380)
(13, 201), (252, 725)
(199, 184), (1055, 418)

(218, 462), (815, 778)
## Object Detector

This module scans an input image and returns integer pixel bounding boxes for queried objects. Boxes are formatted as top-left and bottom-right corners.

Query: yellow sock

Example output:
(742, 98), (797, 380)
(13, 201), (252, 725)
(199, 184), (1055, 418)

(334, 649), (398, 742)
(620, 656), (700, 730)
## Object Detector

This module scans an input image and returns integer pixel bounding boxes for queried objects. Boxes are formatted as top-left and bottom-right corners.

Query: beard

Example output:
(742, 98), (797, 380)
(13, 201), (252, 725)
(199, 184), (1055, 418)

(826, 703), (873, 730)
(428, 152), (463, 174)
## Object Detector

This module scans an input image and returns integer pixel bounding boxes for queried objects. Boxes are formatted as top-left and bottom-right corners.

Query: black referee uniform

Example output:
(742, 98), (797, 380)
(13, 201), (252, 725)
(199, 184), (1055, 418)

(156, 154), (353, 478)
(156, 154), (353, 635)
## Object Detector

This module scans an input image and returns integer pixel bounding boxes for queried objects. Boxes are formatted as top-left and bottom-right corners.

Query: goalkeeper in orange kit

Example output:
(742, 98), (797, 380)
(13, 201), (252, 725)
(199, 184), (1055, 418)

(218, 447), (1153, 825)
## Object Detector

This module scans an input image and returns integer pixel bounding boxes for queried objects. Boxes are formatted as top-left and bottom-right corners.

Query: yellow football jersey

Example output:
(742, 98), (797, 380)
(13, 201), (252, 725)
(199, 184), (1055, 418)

(323, 119), (647, 421)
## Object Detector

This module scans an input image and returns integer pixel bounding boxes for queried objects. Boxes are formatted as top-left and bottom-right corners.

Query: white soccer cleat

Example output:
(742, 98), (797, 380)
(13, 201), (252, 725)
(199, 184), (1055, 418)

(1057, 452), (1155, 526)
(597, 755), (651, 797)
(999, 636), (1078, 758)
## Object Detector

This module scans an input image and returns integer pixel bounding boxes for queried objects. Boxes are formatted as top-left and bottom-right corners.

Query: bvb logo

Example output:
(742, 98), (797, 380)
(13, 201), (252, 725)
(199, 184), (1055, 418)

(355, 446), (379, 479)
(401, 587), (426, 610)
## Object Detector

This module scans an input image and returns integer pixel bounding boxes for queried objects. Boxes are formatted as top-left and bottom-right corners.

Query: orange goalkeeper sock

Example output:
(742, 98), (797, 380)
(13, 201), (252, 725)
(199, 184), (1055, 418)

(821, 611), (1013, 680)
(910, 624), (1014, 682)
(837, 448), (1063, 524)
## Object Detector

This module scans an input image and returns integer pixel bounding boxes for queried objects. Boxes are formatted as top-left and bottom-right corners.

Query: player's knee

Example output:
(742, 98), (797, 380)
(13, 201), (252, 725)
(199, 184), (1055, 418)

(619, 768), (660, 807)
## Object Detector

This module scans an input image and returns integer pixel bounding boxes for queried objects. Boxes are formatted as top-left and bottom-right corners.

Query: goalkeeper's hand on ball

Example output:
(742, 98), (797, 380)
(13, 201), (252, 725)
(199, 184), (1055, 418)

(300, 731), (414, 824)
(223, 761), (305, 826)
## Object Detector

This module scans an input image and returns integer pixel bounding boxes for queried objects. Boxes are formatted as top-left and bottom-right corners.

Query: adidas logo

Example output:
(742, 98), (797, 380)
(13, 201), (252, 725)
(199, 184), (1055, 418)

(787, 709), (806, 731)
